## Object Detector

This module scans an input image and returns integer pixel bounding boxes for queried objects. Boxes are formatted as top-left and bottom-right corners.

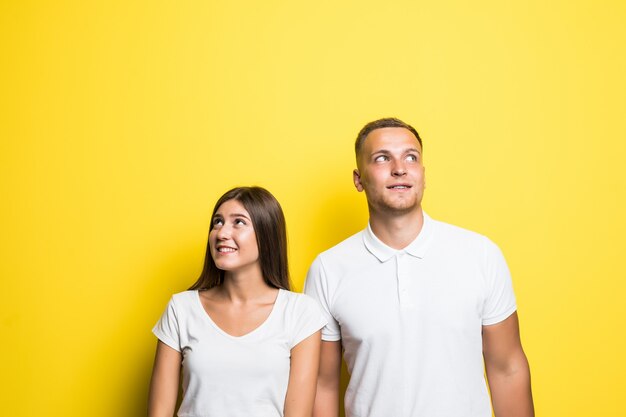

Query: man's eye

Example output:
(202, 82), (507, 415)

(374, 155), (388, 162)
(406, 154), (418, 162)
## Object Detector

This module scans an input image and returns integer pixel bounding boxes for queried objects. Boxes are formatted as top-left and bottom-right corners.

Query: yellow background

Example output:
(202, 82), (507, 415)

(1, 1), (625, 416)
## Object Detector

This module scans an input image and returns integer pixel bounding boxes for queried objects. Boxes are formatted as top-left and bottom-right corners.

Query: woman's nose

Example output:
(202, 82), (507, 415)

(215, 224), (232, 239)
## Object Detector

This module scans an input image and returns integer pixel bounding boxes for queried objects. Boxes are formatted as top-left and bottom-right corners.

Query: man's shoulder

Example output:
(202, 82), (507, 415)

(316, 229), (367, 260)
(429, 216), (499, 253)
(308, 229), (371, 279)
(432, 217), (486, 239)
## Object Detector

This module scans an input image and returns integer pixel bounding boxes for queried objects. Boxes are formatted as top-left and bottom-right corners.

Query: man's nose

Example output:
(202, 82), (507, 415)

(391, 161), (407, 176)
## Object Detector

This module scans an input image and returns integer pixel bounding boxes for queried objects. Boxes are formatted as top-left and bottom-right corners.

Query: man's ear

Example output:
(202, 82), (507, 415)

(353, 169), (364, 192)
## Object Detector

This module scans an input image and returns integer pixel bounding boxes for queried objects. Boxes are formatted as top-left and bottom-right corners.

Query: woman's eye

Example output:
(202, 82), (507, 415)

(234, 218), (247, 226)
(212, 218), (224, 226)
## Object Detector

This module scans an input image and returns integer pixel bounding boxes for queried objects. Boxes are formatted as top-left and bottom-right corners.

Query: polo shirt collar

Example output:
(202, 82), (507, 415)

(363, 212), (435, 262)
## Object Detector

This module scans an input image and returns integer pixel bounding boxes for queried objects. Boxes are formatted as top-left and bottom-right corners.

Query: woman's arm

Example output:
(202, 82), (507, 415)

(148, 341), (182, 417)
(284, 330), (323, 417)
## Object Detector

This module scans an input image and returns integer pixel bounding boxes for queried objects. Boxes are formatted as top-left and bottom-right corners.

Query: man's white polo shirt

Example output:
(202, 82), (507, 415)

(304, 213), (517, 417)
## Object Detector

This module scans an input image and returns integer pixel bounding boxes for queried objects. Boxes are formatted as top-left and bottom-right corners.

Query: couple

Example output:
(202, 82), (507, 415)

(148, 118), (534, 417)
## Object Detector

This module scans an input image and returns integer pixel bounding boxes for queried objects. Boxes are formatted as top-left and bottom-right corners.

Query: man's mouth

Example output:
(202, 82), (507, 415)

(387, 185), (412, 189)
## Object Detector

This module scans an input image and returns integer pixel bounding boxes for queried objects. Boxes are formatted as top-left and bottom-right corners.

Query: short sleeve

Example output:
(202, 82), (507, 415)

(152, 297), (182, 352)
(290, 294), (327, 348)
(481, 238), (517, 325)
(304, 256), (341, 341)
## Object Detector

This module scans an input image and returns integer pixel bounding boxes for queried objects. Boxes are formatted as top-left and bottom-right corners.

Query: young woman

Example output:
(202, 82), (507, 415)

(148, 187), (326, 417)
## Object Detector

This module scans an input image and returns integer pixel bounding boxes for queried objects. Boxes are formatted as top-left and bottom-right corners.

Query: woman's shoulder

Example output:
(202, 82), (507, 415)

(280, 289), (323, 313)
(280, 289), (311, 301)
(278, 290), (327, 345)
(167, 290), (199, 308)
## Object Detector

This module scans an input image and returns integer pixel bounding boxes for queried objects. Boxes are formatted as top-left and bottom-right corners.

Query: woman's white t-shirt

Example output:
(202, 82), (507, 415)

(153, 289), (326, 417)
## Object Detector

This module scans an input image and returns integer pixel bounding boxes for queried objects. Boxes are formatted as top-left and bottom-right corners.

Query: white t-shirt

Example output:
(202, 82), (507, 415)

(153, 289), (326, 417)
(304, 213), (517, 417)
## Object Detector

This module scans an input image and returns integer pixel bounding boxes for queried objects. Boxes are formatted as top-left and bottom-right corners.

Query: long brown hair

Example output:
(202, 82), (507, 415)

(189, 186), (291, 291)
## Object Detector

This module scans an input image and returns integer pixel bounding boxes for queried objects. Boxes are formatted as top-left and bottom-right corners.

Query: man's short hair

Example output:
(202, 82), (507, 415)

(355, 117), (422, 156)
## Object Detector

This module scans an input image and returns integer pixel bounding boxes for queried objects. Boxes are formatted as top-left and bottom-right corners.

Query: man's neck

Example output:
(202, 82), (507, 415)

(369, 207), (424, 250)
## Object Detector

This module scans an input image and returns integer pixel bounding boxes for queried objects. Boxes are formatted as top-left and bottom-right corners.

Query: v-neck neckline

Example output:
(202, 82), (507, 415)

(195, 289), (283, 340)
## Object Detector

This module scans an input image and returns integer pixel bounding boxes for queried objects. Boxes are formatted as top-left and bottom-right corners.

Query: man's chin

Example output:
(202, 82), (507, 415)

(377, 200), (421, 215)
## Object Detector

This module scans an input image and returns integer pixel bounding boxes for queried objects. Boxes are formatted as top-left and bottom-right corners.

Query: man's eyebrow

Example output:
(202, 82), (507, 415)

(370, 147), (421, 156)
(404, 147), (421, 154)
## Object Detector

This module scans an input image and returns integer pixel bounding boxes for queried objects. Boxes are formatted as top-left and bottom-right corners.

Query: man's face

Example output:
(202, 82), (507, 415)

(353, 127), (425, 215)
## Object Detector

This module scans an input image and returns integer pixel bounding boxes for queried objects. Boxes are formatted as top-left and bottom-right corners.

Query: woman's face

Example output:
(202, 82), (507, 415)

(209, 199), (260, 275)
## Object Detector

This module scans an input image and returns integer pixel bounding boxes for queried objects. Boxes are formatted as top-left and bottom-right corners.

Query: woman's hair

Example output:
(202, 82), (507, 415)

(189, 186), (290, 291)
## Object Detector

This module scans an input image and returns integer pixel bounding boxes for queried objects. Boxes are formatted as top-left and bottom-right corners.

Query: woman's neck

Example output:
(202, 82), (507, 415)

(219, 267), (275, 303)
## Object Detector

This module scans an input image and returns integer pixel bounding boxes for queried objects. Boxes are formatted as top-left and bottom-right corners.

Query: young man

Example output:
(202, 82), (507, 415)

(304, 118), (534, 417)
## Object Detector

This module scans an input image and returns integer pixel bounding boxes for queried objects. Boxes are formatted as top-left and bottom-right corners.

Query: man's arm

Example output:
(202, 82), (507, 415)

(483, 312), (534, 417)
(312, 340), (342, 417)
